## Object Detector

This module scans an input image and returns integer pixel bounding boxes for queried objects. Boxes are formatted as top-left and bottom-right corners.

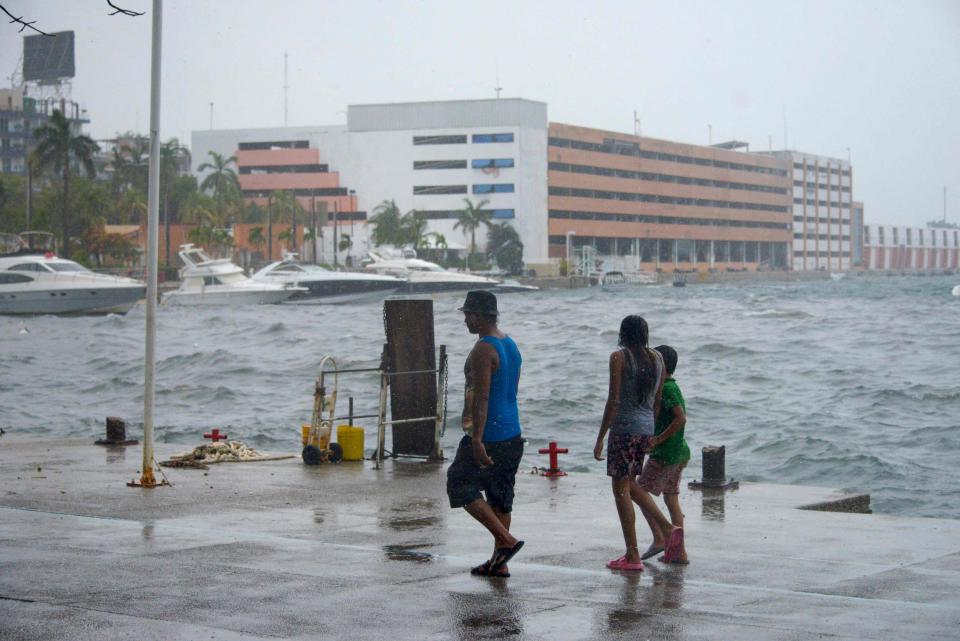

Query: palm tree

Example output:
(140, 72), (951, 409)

(270, 190), (303, 251)
(115, 189), (147, 225)
(454, 197), (491, 269)
(400, 209), (428, 249)
(31, 110), (100, 258)
(487, 222), (524, 274)
(248, 226), (266, 259)
(161, 139), (190, 266)
(277, 228), (294, 253)
(369, 199), (404, 247)
(197, 151), (239, 224)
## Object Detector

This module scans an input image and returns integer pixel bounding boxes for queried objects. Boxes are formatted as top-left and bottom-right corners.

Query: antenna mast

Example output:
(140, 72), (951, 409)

(284, 50), (289, 126)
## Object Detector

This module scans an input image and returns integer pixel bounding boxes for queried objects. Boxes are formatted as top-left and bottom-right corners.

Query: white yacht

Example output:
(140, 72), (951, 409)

(0, 232), (145, 315)
(251, 252), (404, 304)
(163, 244), (302, 306)
(952, 284), (960, 297)
(600, 271), (628, 292)
(362, 249), (500, 294)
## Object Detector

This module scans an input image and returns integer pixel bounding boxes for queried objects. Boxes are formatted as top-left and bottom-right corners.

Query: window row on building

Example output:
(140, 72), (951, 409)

(794, 180), (852, 193)
(793, 198), (850, 209)
(239, 164), (329, 174)
(418, 209), (515, 220)
(412, 158), (515, 170)
(549, 136), (788, 177)
(238, 140), (309, 150)
(547, 235), (790, 265)
(413, 184), (515, 195)
(549, 186), (789, 213)
(549, 210), (789, 230)
(864, 226), (960, 248)
(412, 133), (515, 145)
(793, 233), (851, 241)
(793, 215), (851, 225)
(243, 188), (348, 197)
(793, 162), (850, 177)
(549, 162), (788, 195)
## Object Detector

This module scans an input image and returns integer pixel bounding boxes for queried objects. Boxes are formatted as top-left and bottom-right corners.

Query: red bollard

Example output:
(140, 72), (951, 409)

(538, 441), (568, 477)
(203, 428), (228, 442)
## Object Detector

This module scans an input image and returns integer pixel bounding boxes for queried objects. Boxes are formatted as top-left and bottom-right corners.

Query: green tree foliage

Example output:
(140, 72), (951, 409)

(197, 151), (240, 224)
(0, 175), (28, 232)
(248, 226), (266, 256)
(369, 199), (404, 247)
(400, 209), (428, 249)
(486, 222), (524, 274)
(454, 197), (492, 256)
(31, 109), (100, 258)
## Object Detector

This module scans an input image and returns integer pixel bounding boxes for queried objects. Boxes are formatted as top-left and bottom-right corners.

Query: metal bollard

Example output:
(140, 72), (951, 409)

(95, 416), (138, 446)
(688, 445), (739, 490)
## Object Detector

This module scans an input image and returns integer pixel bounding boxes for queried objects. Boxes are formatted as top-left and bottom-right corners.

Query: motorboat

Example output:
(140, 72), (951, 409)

(361, 249), (500, 293)
(493, 279), (539, 293)
(601, 271), (628, 292)
(162, 244), (303, 305)
(251, 252), (404, 304)
(830, 272), (847, 281)
(952, 284), (960, 297)
(0, 232), (145, 315)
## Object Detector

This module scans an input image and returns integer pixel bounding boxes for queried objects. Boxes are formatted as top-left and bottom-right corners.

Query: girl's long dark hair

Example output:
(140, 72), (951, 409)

(618, 315), (656, 398)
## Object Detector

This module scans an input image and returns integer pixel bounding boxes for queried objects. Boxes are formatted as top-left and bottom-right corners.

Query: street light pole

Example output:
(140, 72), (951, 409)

(565, 230), (577, 275)
(333, 199), (339, 269)
(140, 0), (163, 488)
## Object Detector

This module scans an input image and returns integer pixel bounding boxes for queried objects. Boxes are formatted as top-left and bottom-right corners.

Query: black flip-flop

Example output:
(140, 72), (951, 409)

(641, 544), (664, 560)
(470, 560), (510, 578)
(489, 540), (525, 573)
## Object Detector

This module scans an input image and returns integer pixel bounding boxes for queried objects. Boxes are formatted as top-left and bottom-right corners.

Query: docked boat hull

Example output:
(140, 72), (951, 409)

(162, 287), (295, 306)
(397, 278), (499, 294)
(0, 285), (145, 315)
(283, 279), (402, 304)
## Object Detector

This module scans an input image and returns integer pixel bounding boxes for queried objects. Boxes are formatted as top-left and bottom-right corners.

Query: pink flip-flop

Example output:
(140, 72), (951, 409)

(606, 555), (644, 571)
(663, 527), (684, 563)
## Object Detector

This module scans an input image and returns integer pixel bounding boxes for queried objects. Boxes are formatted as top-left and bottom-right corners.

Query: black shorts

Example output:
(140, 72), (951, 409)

(446, 435), (524, 512)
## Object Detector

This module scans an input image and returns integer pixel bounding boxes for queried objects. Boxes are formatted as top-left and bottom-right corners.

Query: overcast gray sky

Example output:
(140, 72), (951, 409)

(1, 0), (958, 226)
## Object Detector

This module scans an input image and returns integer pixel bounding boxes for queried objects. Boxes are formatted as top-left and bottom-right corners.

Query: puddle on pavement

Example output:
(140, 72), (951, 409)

(383, 543), (434, 563)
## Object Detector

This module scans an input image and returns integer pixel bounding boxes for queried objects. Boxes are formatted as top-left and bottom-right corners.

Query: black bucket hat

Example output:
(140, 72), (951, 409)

(458, 290), (498, 316)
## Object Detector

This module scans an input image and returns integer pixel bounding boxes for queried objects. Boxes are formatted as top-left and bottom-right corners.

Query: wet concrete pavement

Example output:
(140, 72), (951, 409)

(1, 435), (959, 640)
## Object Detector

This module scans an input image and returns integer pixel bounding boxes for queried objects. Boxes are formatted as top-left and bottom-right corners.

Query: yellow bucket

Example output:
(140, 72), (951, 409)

(337, 424), (365, 461)
(301, 424), (311, 447)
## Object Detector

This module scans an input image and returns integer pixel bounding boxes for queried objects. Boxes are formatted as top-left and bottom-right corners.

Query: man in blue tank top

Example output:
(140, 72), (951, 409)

(446, 290), (525, 578)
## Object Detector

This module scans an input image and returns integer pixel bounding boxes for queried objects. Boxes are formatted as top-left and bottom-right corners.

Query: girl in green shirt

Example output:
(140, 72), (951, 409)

(637, 345), (690, 564)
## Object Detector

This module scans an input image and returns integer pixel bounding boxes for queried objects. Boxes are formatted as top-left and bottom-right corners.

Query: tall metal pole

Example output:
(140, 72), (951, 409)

(283, 50), (289, 127)
(333, 200), (339, 268)
(140, 0), (163, 487)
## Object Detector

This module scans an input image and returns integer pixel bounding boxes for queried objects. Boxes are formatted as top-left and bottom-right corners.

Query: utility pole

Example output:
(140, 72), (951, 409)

(283, 50), (289, 126)
(140, 0), (164, 488)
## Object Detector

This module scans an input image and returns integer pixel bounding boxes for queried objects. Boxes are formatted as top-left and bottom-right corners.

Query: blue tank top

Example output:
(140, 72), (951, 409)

(479, 335), (522, 442)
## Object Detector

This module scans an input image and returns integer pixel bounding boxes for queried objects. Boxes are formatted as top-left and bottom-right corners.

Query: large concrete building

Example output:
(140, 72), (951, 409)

(761, 151), (854, 271)
(547, 124), (793, 272)
(863, 224), (960, 271)
(193, 99), (549, 269)
(193, 98), (873, 274)
(0, 88), (89, 177)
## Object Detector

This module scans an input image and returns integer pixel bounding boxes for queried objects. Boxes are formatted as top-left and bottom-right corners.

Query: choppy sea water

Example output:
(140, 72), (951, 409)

(1, 275), (958, 519)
